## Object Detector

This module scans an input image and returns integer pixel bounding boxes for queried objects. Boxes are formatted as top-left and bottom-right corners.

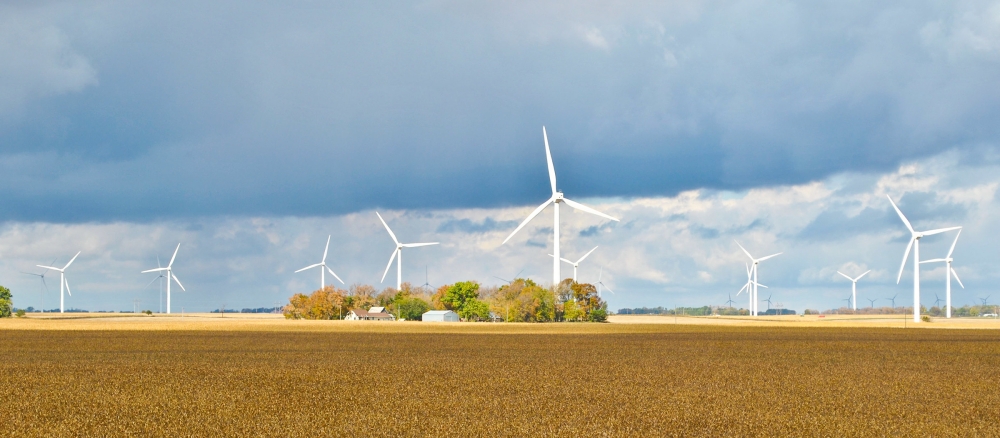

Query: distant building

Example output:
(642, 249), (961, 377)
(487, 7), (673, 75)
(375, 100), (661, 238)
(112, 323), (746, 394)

(345, 307), (396, 321)
(761, 309), (797, 316)
(422, 310), (460, 322)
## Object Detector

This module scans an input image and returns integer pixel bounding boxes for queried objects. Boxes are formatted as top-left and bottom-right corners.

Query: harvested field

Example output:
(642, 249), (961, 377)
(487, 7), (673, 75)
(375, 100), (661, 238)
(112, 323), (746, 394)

(1, 321), (998, 436)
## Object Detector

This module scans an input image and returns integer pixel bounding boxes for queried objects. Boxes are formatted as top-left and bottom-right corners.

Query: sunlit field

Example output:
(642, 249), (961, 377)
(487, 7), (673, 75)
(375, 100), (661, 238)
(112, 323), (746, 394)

(2, 316), (998, 436)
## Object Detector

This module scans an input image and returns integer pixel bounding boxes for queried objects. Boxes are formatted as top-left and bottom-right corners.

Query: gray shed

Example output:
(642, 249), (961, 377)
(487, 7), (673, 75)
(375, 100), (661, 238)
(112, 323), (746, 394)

(422, 310), (460, 322)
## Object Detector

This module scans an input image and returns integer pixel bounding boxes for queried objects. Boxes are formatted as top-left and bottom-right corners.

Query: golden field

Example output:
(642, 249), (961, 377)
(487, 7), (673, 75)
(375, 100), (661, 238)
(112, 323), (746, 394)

(2, 315), (999, 436)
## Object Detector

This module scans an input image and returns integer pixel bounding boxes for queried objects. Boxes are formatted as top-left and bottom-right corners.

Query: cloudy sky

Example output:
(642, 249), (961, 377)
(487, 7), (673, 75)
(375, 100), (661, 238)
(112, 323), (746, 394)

(3, 1), (1000, 312)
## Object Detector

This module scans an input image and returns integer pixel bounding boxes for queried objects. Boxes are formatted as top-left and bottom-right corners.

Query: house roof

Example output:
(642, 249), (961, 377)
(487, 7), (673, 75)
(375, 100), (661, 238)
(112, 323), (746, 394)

(423, 310), (457, 315)
(369, 306), (387, 313)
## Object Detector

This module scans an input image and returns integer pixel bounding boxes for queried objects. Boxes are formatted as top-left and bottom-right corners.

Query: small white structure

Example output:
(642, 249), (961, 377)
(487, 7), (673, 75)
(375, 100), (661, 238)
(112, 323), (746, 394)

(422, 310), (459, 322)
(345, 307), (396, 321)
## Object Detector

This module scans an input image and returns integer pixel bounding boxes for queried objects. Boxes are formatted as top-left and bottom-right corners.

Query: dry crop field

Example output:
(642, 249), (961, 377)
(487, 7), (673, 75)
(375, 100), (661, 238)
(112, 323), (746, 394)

(1, 321), (998, 436)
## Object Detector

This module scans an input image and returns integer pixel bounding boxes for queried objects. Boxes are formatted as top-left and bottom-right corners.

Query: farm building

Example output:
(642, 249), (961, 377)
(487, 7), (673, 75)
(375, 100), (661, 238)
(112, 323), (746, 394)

(344, 307), (396, 321)
(422, 310), (460, 322)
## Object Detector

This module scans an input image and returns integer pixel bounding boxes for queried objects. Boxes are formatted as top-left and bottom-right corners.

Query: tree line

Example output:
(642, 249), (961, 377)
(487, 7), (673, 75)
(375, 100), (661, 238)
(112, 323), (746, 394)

(282, 278), (608, 322)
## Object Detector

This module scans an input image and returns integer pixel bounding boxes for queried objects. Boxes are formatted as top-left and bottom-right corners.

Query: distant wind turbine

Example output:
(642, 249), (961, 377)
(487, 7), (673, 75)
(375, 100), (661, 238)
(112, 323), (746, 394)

(919, 229), (964, 318)
(295, 235), (344, 290)
(494, 268), (526, 286)
(737, 262), (767, 312)
(502, 127), (619, 286)
(141, 243), (185, 314)
(735, 242), (781, 316)
(887, 195), (962, 323)
(597, 267), (614, 298)
(550, 246), (598, 283)
(377, 212), (439, 290)
(867, 298), (877, 308)
(143, 256), (166, 313)
(21, 258), (56, 312)
(725, 293), (736, 308)
(836, 270), (870, 311)
(37, 251), (81, 313)
(933, 294), (944, 308)
(887, 294), (898, 309)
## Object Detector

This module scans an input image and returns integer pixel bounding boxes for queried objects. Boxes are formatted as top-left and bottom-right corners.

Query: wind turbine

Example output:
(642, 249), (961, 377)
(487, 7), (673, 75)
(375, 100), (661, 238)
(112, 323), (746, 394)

(737, 263), (767, 312)
(725, 293), (736, 308)
(295, 235), (344, 290)
(21, 258), (56, 312)
(843, 295), (852, 309)
(422, 266), (432, 290)
(762, 293), (773, 312)
(550, 246), (598, 282)
(494, 268), (526, 286)
(735, 241), (781, 316)
(980, 296), (991, 306)
(141, 243), (185, 314)
(919, 229), (964, 318)
(836, 270), (870, 311)
(502, 127), (620, 286)
(867, 298), (877, 308)
(143, 256), (166, 313)
(887, 195), (962, 323)
(887, 294), (898, 309)
(36, 251), (80, 313)
(377, 212), (439, 290)
(596, 267), (614, 298)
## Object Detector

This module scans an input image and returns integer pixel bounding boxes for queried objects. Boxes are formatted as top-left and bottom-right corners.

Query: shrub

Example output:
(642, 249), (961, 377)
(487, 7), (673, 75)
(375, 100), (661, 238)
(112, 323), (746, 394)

(921, 315), (931, 323)
(16, 309), (26, 317)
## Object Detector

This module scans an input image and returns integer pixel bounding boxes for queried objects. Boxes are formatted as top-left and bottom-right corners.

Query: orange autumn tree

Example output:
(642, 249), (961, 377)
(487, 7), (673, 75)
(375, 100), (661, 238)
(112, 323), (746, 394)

(283, 285), (350, 320)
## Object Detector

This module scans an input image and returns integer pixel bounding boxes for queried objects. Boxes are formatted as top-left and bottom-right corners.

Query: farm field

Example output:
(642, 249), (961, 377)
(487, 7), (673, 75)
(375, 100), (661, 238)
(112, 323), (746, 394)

(2, 319), (999, 436)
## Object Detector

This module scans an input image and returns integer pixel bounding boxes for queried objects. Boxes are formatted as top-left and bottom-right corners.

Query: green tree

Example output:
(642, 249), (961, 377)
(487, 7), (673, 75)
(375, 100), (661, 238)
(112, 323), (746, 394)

(563, 299), (583, 321)
(442, 281), (480, 311)
(396, 296), (431, 321)
(588, 302), (608, 322)
(459, 298), (490, 321)
(0, 285), (12, 318)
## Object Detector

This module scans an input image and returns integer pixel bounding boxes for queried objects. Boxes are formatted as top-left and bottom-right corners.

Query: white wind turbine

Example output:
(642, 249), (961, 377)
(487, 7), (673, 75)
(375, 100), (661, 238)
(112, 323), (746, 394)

(737, 262), (767, 312)
(377, 212), (439, 290)
(550, 246), (598, 283)
(36, 251), (81, 314)
(836, 270), (870, 311)
(502, 127), (620, 286)
(735, 241), (781, 316)
(919, 229), (964, 319)
(597, 267), (614, 298)
(887, 195), (961, 323)
(295, 235), (344, 290)
(141, 243), (186, 314)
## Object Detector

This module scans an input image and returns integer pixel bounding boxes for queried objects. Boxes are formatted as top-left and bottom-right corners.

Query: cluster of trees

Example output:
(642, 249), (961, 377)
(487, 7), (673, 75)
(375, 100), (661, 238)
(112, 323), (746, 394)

(0, 286), (11, 318)
(283, 278), (608, 322)
(619, 306), (715, 316)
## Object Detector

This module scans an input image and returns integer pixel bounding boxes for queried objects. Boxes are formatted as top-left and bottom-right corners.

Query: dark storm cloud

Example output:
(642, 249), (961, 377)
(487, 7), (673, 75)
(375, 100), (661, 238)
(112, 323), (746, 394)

(3, 1), (1000, 222)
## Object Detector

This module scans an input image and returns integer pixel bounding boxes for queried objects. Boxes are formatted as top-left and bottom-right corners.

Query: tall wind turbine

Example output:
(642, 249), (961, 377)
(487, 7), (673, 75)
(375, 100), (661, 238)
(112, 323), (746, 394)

(836, 270), (870, 311)
(735, 241), (781, 316)
(919, 229), (964, 318)
(141, 243), (185, 314)
(502, 127), (620, 286)
(737, 263), (767, 312)
(887, 195), (961, 323)
(550, 246), (598, 282)
(377, 212), (439, 291)
(36, 252), (80, 313)
(295, 235), (344, 290)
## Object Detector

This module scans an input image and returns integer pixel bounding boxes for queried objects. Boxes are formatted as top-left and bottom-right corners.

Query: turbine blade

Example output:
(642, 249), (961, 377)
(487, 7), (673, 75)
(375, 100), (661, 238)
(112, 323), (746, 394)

(559, 258), (573, 264)
(577, 246), (598, 264)
(922, 226), (961, 237)
(169, 243), (181, 268)
(380, 249), (398, 283)
(897, 238), (914, 284)
(36, 265), (61, 271)
(737, 284), (747, 296)
(735, 241), (754, 260)
(920, 259), (946, 264)
(295, 263), (323, 273)
(171, 273), (186, 291)
(145, 275), (160, 289)
(141, 267), (169, 273)
(952, 268), (964, 288)
(322, 235), (331, 263)
(63, 251), (81, 270)
(562, 198), (619, 222)
(543, 126), (557, 196)
(757, 252), (782, 262)
(837, 271), (854, 281)
(401, 242), (439, 248)
(326, 266), (345, 285)
(886, 195), (915, 233)
(376, 212), (399, 245)
(755, 283), (768, 289)
(856, 270), (871, 281)
(502, 199), (552, 245)
(65, 279), (72, 296)
(603, 284), (614, 294)
(947, 229), (962, 258)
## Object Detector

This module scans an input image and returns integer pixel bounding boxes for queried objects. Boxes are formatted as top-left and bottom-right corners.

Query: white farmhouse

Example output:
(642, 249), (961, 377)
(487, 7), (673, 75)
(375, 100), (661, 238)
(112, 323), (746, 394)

(422, 310), (460, 322)
(344, 307), (396, 321)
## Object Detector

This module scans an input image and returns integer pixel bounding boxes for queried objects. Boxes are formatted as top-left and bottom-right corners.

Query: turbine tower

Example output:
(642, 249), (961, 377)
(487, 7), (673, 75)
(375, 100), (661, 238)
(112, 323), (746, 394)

(502, 127), (620, 286)
(737, 263), (767, 312)
(735, 241), (781, 316)
(887, 195), (961, 323)
(919, 229), (964, 318)
(377, 212), (439, 290)
(836, 270), (870, 311)
(36, 252), (81, 313)
(295, 235), (344, 290)
(550, 246), (598, 282)
(141, 243), (186, 314)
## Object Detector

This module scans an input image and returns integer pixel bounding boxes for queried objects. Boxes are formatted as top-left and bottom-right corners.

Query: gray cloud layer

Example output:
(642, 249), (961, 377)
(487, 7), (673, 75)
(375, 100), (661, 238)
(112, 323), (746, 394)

(3, 1), (1000, 221)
